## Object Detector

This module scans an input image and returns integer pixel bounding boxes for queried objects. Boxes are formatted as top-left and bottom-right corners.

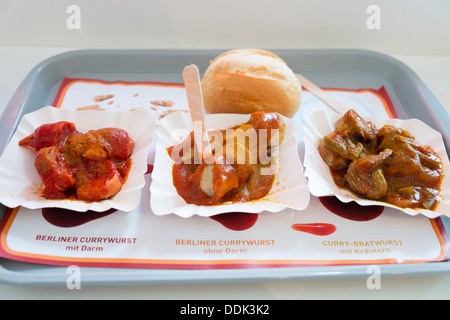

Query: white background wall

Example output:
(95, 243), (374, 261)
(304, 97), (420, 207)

(0, 0), (449, 55)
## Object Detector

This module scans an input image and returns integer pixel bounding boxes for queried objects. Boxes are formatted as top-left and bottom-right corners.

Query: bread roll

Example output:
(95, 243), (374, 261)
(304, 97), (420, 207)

(201, 49), (302, 118)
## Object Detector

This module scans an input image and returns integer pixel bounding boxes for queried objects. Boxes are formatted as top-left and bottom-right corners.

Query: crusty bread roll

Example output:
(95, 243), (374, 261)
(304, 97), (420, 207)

(201, 49), (302, 118)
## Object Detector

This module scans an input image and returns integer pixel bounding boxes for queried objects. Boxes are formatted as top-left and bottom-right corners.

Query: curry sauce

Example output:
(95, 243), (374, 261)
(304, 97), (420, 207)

(168, 111), (285, 206)
(19, 121), (134, 202)
(318, 110), (443, 210)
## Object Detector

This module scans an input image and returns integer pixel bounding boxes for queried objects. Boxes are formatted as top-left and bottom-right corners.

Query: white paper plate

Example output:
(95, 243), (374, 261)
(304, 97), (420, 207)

(150, 111), (310, 217)
(303, 110), (450, 219)
(0, 106), (156, 212)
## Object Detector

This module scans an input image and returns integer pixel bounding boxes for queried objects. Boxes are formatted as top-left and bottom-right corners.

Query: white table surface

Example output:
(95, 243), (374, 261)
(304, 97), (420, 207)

(0, 46), (449, 300)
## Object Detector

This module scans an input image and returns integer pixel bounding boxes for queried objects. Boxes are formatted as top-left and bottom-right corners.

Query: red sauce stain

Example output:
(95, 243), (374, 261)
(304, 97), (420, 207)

(291, 223), (337, 236)
(210, 212), (258, 231)
(42, 163), (152, 228)
(319, 196), (383, 222)
(42, 208), (117, 228)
